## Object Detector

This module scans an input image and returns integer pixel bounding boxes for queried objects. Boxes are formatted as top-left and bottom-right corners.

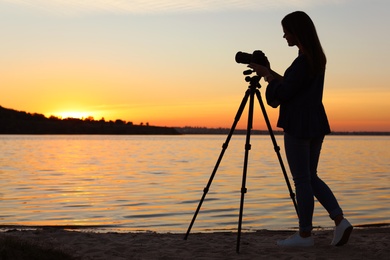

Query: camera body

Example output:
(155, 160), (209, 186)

(235, 50), (270, 68)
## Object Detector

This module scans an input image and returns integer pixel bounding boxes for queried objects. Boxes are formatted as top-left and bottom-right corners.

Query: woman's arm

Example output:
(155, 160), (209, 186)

(269, 69), (283, 81)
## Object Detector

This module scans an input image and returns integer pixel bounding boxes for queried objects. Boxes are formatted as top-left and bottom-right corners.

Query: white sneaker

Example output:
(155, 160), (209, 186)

(331, 218), (353, 246)
(277, 232), (314, 247)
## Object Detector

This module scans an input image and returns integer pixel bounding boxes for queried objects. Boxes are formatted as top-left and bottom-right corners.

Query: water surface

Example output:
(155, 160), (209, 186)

(0, 135), (389, 233)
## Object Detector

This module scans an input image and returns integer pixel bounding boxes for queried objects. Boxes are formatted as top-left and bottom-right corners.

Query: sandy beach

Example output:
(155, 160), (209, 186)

(1, 225), (389, 259)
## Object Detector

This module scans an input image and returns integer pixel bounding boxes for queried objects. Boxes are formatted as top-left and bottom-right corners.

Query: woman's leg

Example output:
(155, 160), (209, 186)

(309, 136), (353, 246)
(284, 133), (314, 234)
(309, 136), (343, 220)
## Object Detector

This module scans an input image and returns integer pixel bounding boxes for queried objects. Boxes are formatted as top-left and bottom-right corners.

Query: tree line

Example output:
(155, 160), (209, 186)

(0, 106), (179, 135)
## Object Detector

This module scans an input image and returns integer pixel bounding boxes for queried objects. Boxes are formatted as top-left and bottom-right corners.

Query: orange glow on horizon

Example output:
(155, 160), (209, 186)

(50, 111), (96, 120)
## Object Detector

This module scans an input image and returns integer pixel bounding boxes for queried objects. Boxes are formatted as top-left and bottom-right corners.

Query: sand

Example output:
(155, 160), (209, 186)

(1, 226), (389, 259)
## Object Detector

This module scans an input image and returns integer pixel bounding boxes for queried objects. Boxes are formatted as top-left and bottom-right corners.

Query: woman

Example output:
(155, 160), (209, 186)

(249, 11), (352, 247)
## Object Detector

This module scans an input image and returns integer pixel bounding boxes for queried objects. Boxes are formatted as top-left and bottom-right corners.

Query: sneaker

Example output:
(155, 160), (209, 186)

(331, 218), (353, 246)
(277, 232), (314, 247)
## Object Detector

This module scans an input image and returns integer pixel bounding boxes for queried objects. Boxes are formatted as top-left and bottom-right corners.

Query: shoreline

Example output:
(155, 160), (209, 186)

(1, 225), (389, 259)
(1, 222), (389, 233)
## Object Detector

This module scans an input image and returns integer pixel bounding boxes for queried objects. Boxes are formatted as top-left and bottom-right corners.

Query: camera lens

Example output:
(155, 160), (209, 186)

(235, 51), (252, 64)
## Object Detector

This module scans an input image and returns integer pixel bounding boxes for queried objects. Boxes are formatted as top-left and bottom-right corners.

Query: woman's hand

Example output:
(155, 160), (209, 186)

(248, 63), (270, 77)
(248, 63), (276, 82)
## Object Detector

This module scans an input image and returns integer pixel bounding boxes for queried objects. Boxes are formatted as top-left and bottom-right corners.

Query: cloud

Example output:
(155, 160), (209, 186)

(3, 0), (349, 15)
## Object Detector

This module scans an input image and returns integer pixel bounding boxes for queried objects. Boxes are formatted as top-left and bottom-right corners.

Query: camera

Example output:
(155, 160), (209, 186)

(235, 50), (270, 68)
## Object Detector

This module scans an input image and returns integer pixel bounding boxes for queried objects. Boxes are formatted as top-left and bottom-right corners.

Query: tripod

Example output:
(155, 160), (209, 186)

(184, 73), (299, 253)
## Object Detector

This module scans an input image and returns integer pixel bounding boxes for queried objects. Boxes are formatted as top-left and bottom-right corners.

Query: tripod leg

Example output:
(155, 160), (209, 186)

(255, 90), (299, 217)
(236, 87), (256, 253)
(184, 89), (251, 240)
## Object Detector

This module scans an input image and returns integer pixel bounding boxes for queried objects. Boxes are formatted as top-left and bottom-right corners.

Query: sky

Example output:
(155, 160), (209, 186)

(1, 0), (389, 132)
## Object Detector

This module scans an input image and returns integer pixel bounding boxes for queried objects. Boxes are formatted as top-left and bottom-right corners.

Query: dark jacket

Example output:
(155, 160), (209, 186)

(266, 54), (331, 138)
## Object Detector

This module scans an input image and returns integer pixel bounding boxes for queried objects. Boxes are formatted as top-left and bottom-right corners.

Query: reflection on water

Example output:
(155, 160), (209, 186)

(0, 135), (389, 232)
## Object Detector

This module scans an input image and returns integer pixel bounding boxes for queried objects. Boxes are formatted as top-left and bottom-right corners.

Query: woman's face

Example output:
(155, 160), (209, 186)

(283, 28), (297, 47)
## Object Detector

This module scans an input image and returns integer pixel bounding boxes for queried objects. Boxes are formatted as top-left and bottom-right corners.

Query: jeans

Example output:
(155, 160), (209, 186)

(284, 133), (343, 233)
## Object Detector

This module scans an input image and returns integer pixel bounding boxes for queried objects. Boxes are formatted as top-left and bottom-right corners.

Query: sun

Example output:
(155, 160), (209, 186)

(55, 111), (93, 120)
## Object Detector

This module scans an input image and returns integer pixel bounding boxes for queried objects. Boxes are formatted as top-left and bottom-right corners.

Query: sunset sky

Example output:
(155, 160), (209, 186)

(1, 0), (389, 131)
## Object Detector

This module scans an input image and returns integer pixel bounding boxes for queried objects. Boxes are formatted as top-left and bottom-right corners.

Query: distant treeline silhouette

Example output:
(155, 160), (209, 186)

(0, 106), (179, 135)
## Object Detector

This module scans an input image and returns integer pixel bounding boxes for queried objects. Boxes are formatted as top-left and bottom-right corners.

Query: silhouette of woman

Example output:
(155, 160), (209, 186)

(249, 11), (353, 247)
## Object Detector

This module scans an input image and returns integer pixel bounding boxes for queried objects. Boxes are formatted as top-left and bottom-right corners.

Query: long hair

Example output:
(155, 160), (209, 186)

(282, 11), (326, 74)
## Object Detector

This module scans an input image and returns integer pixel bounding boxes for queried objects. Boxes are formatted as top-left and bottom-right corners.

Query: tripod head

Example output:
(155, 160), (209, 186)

(243, 69), (261, 89)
